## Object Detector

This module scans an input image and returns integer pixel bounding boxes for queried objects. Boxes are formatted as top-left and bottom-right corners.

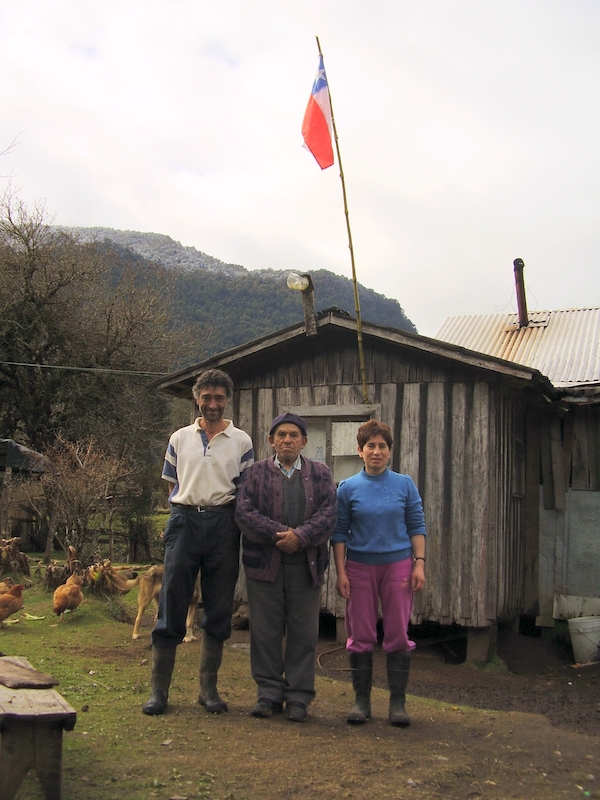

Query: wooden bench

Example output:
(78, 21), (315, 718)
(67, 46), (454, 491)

(0, 656), (77, 800)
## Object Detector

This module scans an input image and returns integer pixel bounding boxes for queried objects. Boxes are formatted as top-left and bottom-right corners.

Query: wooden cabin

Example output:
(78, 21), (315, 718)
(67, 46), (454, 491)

(437, 307), (600, 625)
(154, 307), (559, 655)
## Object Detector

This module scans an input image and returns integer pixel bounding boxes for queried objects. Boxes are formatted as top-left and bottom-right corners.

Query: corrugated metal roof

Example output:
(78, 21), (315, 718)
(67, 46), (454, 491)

(435, 308), (600, 389)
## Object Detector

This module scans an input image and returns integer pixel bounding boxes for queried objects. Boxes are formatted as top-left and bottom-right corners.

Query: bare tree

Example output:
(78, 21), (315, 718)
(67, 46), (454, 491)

(0, 138), (19, 179)
(36, 436), (139, 567)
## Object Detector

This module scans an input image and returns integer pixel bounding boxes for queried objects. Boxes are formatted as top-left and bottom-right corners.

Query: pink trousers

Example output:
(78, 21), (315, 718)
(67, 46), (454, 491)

(345, 557), (415, 654)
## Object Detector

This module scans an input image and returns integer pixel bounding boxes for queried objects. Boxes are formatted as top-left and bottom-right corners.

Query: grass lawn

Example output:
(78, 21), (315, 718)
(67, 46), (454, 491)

(1, 572), (599, 800)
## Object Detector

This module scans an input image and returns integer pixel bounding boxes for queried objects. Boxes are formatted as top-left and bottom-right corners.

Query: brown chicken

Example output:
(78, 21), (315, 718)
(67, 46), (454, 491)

(53, 575), (84, 621)
(0, 584), (25, 627)
(0, 576), (16, 594)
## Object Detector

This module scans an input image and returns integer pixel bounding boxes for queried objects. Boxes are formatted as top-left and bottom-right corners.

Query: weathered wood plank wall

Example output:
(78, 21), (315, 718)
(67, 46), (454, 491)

(416, 382), (446, 621)
(539, 405), (600, 504)
(524, 409), (540, 615)
(231, 342), (532, 628)
(536, 404), (600, 625)
(469, 382), (490, 627)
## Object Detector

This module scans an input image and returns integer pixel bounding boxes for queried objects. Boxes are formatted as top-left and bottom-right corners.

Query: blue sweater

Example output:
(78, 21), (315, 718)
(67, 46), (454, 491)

(332, 469), (426, 565)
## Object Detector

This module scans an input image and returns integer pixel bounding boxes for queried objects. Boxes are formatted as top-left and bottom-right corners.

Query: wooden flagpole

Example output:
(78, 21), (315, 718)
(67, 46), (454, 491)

(316, 36), (369, 404)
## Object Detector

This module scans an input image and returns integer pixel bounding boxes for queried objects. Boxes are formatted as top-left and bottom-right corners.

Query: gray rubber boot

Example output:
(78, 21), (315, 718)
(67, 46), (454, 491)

(387, 650), (411, 727)
(143, 646), (177, 715)
(347, 651), (373, 724)
(198, 633), (228, 713)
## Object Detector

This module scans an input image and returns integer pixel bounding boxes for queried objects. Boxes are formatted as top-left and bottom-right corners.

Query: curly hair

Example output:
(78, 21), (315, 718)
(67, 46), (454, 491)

(356, 419), (393, 449)
(192, 368), (234, 401)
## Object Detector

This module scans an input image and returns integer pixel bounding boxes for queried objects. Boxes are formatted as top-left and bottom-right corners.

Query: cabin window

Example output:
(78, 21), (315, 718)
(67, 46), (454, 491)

(304, 421), (327, 464)
(303, 420), (363, 482)
(281, 404), (381, 484)
(331, 422), (363, 482)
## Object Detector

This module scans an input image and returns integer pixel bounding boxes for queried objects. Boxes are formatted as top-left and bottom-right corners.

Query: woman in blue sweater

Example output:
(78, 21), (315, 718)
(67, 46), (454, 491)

(332, 420), (426, 726)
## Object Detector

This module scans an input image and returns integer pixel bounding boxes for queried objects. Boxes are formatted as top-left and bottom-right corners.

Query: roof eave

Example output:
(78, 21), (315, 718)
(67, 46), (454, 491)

(151, 310), (558, 400)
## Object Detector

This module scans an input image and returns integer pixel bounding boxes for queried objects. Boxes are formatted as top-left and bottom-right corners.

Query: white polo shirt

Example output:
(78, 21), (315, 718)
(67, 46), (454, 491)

(162, 418), (254, 507)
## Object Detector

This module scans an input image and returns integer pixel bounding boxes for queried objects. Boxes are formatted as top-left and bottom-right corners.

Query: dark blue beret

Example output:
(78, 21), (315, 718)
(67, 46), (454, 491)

(269, 412), (308, 437)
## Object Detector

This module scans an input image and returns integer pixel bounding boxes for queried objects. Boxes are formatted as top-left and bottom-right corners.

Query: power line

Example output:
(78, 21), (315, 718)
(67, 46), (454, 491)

(0, 360), (168, 377)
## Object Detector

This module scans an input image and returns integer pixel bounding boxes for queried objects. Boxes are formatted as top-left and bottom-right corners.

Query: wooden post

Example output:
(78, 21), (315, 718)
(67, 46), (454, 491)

(466, 625), (498, 663)
(316, 37), (369, 404)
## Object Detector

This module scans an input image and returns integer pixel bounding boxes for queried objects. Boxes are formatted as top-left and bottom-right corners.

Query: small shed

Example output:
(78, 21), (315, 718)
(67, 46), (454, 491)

(436, 307), (600, 624)
(0, 439), (47, 546)
(153, 308), (559, 653)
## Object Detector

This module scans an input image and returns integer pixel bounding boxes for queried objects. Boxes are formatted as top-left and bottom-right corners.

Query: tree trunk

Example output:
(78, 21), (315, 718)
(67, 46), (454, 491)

(0, 467), (12, 538)
(108, 511), (115, 563)
(128, 518), (152, 563)
(43, 517), (57, 564)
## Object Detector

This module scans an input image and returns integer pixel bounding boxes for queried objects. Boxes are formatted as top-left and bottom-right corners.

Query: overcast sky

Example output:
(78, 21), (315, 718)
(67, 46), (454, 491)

(1, 1), (599, 336)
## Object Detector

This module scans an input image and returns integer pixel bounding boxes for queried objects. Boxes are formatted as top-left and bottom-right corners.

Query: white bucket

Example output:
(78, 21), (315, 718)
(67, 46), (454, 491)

(567, 616), (600, 664)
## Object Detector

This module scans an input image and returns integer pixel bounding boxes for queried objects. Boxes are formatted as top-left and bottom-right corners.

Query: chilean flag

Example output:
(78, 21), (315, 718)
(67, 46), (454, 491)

(302, 55), (334, 170)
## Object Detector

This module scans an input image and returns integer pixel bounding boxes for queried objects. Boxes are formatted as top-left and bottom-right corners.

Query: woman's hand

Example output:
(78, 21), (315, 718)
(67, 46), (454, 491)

(411, 561), (425, 592)
(333, 542), (350, 599)
(336, 572), (351, 600)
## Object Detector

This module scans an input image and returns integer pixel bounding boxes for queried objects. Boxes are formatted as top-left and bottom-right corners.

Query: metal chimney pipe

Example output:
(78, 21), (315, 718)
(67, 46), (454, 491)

(513, 258), (529, 328)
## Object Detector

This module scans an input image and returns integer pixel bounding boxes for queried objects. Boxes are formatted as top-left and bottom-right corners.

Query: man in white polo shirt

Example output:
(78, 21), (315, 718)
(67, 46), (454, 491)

(143, 368), (254, 716)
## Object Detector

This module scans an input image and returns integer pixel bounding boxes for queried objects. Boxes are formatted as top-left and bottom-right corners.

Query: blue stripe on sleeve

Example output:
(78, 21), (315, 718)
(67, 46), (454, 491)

(162, 461), (177, 481)
(241, 447), (254, 464)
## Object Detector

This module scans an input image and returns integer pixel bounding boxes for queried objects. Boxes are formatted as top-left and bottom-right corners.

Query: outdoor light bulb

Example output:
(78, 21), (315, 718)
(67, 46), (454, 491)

(287, 273), (310, 291)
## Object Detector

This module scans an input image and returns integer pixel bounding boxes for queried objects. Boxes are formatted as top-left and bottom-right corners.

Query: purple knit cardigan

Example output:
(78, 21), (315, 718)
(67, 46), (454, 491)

(235, 455), (338, 586)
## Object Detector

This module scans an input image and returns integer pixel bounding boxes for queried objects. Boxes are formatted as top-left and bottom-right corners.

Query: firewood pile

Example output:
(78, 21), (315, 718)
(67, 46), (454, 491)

(35, 560), (77, 591)
(34, 544), (81, 590)
(0, 538), (30, 577)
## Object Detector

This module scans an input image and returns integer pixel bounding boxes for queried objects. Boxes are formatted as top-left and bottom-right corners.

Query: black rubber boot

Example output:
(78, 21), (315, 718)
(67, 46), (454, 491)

(143, 646), (176, 715)
(198, 633), (228, 713)
(387, 650), (411, 727)
(347, 651), (373, 724)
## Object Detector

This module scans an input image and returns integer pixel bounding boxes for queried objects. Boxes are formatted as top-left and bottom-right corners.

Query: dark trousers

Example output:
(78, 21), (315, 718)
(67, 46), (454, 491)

(152, 505), (240, 648)
(246, 560), (321, 706)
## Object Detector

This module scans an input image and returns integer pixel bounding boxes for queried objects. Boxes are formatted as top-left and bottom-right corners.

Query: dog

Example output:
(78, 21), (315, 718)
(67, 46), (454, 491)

(107, 565), (201, 641)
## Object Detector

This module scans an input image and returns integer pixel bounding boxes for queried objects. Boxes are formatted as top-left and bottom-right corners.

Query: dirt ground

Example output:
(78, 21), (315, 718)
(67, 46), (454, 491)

(128, 617), (600, 799)
(27, 608), (599, 800)
(6, 587), (600, 798)
(315, 620), (600, 737)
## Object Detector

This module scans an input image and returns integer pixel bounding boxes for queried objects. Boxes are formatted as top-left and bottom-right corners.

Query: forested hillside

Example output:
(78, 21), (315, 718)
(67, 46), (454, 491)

(0, 207), (416, 555)
(171, 267), (416, 357)
(71, 228), (417, 360)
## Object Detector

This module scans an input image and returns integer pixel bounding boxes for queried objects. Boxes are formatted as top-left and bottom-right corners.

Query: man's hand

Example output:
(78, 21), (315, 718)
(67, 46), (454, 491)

(275, 529), (301, 554)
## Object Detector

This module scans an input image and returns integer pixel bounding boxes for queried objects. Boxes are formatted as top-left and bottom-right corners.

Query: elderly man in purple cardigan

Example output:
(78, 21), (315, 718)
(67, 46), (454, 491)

(235, 412), (337, 723)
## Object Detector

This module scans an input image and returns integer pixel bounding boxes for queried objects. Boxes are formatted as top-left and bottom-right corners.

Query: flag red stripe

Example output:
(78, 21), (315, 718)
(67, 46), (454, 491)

(302, 95), (334, 170)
